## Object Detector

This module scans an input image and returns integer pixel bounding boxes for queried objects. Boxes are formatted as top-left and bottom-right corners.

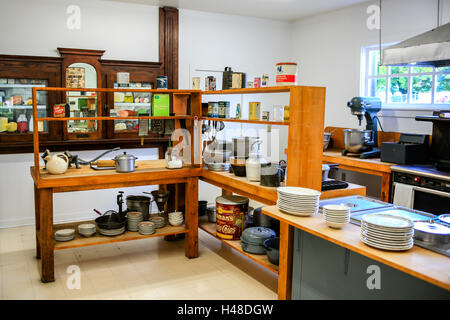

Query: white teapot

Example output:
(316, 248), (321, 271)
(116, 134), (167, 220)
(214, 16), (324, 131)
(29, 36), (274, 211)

(44, 153), (69, 174)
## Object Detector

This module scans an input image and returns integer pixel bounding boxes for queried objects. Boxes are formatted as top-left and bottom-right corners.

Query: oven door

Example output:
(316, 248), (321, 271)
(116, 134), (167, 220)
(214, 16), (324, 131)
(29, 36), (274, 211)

(393, 182), (450, 215)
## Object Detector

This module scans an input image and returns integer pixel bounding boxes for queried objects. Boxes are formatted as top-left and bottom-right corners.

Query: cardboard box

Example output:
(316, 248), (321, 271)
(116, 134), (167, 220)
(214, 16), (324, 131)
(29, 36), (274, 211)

(152, 94), (170, 116)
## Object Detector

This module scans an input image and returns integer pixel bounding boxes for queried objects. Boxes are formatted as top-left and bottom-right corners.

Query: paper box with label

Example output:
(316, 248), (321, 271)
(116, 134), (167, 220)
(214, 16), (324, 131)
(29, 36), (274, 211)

(152, 94), (170, 116)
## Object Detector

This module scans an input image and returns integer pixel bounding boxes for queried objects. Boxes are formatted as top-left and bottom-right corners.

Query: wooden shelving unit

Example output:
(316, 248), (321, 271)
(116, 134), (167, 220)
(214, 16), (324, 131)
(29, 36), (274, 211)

(201, 117), (289, 126)
(198, 217), (278, 274)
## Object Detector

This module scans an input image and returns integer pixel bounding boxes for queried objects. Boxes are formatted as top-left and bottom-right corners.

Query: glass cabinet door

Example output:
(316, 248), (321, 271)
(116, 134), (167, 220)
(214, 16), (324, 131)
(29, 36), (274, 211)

(112, 82), (152, 134)
(0, 78), (48, 134)
(66, 91), (98, 134)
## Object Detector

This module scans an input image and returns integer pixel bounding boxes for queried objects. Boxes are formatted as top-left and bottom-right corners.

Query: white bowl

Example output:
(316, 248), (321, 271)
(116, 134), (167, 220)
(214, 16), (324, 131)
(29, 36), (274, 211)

(326, 221), (348, 229)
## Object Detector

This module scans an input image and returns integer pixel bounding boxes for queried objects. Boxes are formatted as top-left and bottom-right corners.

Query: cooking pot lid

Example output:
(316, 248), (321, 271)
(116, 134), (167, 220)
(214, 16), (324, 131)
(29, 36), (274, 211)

(242, 227), (276, 245)
(216, 195), (249, 205)
(438, 214), (450, 224)
(115, 152), (136, 160)
(414, 221), (450, 235)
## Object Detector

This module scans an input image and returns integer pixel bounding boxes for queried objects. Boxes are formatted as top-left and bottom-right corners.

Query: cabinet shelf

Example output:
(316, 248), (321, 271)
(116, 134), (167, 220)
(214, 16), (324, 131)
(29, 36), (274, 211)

(202, 86), (294, 95)
(0, 105), (46, 110)
(114, 102), (151, 107)
(36, 115), (194, 121)
(201, 117), (289, 126)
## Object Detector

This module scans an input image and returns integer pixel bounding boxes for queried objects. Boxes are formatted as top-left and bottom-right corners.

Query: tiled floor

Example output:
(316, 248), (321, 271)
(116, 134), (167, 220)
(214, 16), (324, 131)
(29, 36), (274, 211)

(0, 226), (277, 300)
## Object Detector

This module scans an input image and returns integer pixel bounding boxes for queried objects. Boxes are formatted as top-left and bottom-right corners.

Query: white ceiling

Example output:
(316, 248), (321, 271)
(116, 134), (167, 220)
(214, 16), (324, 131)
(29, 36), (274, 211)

(105, 0), (371, 21)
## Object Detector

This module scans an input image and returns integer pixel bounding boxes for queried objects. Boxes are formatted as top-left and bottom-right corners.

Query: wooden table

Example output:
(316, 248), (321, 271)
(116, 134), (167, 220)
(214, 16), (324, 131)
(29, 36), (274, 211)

(262, 206), (450, 292)
(30, 160), (201, 283)
(323, 149), (393, 202)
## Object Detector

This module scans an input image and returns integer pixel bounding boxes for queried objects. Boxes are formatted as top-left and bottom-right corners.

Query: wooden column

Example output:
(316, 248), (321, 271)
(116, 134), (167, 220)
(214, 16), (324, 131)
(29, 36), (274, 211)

(185, 177), (199, 258)
(381, 172), (391, 202)
(33, 184), (41, 259)
(278, 221), (294, 300)
(39, 188), (54, 282)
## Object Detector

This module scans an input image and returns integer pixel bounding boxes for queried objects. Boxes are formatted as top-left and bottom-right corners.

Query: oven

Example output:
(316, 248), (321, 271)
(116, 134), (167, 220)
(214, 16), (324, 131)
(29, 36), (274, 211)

(391, 165), (450, 215)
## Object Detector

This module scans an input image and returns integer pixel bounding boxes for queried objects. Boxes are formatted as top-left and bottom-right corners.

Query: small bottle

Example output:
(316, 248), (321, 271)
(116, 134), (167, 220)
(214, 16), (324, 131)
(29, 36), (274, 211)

(17, 114), (28, 133)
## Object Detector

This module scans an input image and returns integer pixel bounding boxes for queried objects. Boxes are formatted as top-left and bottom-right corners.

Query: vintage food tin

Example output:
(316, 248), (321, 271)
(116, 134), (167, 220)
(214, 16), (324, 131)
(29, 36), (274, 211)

(276, 62), (298, 86)
(249, 102), (261, 120)
(192, 77), (200, 90)
(262, 74), (269, 87)
(157, 76), (168, 89)
(205, 76), (216, 91)
(254, 77), (261, 88)
(207, 101), (219, 118)
(247, 81), (253, 88)
(216, 195), (249, 240)
(218, 101), (230, 118)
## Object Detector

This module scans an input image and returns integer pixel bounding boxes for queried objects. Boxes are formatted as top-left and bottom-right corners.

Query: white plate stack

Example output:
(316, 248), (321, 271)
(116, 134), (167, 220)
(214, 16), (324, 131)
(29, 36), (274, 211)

(127, 211), (143, 231)
(322, 205), (350, 229)
(98, 226), (125, 236)
(360, 214), (414, 251)
(276, 187), (321, 216)
(138, 221), (156, 235)
(168, 211), (184, 226)
(77, 223), (96, 237)
(150, 216), (166, 229)
(54, 229), (75, 242)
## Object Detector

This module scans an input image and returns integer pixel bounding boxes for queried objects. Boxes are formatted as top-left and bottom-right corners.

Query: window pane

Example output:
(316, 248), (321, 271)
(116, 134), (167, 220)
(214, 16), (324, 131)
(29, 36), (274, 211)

(437, 67), (450, 72)
(411, 75), (432, 104)
(368, 78), (386, 102)
(390, 66), (409, 75)
(411, 67), (433, 73)
(368, 50), (387, 76)
(389, 77), (408, 103)
(435, 73), (450, 104)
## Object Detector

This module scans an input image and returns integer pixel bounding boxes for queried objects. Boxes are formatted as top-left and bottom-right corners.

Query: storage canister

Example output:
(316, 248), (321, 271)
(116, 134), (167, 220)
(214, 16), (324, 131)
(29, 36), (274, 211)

(276, 62), (297, 86)
(126, 195), (151, 221)
(216, 195), (249, 240)
(208, 102), (219, 118)
(218, 101), (230, 118)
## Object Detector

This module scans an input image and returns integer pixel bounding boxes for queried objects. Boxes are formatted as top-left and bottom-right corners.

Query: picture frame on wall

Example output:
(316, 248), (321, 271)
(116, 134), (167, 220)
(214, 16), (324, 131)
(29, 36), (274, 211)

(66, 67), (85, 88)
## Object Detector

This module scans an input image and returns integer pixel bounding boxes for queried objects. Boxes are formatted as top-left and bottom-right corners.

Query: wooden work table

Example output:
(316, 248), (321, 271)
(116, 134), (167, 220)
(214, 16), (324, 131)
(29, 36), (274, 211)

(323, 149), (393, 202)
(262, 206), (450, 292)
(30, 160), (201, 283)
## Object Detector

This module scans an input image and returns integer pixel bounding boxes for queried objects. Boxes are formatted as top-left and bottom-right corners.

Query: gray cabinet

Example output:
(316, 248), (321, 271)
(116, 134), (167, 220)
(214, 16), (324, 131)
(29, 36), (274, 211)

(292, 229), (450, 300)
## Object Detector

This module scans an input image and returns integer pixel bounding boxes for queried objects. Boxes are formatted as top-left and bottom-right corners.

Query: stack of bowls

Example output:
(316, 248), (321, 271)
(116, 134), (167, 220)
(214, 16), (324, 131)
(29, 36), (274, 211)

(138, 221), (156, 235)
(322, 204), (350, 229)
(168, 211), (184, 226)
(150, 216), (166, 228)
(77, 223), (96, 237)
(127, 211), (143, 231)
(54, 229), (75, 242)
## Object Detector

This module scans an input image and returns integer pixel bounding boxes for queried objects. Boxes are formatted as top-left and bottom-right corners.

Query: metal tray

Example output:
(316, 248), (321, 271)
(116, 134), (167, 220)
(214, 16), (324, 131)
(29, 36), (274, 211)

(319, 195), (393, 215)
(350, 206), (435, 226)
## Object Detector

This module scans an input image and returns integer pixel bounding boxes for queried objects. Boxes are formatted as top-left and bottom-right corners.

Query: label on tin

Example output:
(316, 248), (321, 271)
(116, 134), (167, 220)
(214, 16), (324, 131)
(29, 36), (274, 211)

(216, 202), (247, 240)
(276, 74), (296, 83)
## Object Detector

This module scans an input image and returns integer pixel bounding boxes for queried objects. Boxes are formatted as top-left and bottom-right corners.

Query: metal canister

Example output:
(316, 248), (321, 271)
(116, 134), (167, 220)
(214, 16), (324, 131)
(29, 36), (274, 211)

(216, 195), (249, 240)
(254, 77), (261, 88)
(205, 76), (216, 91)
(157, 76), (168, 89)
(218, 101), (230, 118)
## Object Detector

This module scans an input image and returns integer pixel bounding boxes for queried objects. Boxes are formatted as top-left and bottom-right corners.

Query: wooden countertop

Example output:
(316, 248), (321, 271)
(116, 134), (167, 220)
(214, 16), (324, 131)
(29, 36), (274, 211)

(323, 149), (393, 173)
(30, 160), (202, 190)
(262, 205), (450, 291)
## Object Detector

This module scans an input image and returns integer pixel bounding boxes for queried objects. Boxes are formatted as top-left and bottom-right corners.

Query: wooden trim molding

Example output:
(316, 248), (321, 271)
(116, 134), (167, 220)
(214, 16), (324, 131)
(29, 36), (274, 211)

(159, 6), (179, 89)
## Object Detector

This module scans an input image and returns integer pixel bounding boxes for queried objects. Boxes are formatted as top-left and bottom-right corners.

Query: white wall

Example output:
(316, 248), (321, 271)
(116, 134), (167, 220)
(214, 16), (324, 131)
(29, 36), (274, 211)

(291, 0), (450, 134)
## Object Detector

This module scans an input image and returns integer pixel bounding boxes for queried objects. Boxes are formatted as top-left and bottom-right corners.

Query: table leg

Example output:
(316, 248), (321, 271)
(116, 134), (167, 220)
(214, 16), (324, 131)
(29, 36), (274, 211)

(33, 184), (41, 259)
(278, 221), (294, 300)
(381, 172), (392, 203)
(39, 188), (54, 283)
(185, 177), (198, 258)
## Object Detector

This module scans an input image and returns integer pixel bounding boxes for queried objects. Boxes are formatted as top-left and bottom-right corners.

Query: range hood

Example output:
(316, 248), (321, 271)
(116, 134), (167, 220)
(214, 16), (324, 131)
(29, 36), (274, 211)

(382, 22), (450, 67)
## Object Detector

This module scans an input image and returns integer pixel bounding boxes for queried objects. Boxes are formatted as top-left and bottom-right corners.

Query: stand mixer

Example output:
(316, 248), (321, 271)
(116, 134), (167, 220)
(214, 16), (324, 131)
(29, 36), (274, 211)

(342, 97), (381, 159)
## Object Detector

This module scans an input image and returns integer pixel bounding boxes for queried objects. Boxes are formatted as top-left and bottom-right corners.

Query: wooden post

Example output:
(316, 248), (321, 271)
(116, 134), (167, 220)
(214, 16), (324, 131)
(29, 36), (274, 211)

(34, 184), (41, 259)
(185, 177), (199, 258)
(278, 221), (294, 300)
(381, 172), (391, 202)
(39, 188), (54, 282)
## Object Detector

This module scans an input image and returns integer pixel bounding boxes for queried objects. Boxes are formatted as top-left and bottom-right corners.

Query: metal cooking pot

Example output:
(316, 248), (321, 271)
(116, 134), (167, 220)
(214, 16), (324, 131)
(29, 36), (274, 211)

(113, 152), (137, 173)
(264, 237), (280, 266)
(253, 207), (280, 235)
(93, 209), (126, 230)
(233, 136), (259, 158)
(240, 227), (276, 255)
(414, 221), (450, 244)
(126, 195), (151, 221)
(344, 129), (372, 153)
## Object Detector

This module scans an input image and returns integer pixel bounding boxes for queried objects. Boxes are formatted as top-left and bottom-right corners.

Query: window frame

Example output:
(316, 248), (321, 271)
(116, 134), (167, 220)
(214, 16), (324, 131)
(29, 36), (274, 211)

(361, 44), (450, 111)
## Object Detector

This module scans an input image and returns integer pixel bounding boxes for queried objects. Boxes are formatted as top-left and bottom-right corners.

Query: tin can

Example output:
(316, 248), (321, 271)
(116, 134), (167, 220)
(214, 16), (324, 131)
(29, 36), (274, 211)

(248, 102), (261, 120)
(157, 76), (168, 89)
(247, 81), (253, 88)
(262, 74), (269, 87)
(208, 102), (219, 117)
(254, 77), (261, 88)
(205, 76), (216, 91)
(276, 62), (297, 86)
(192, 77), (200, 90)
(218, 101), (230, 118)
(262, 111), (270, 121)
(216, 195), (249, 240)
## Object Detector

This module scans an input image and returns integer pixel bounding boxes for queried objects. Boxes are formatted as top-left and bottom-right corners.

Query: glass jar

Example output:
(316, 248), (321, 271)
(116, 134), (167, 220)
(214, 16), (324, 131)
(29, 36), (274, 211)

(245, 140), (269, 182)
(165, 146), (183, 169)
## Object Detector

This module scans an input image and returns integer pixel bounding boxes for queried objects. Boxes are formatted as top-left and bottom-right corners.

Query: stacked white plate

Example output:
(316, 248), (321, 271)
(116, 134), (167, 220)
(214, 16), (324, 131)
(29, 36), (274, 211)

(277, 187), (321, 216)
(150, 216), (166, 228)
(138, 221), (156, 235)
(98, 226), (125, 236)
(127, 211), (143, 231)
(360, 213), (414, 251)
(78, 223), (96, 237)
(168, 211), (184, 226)
(322, 205), (350, 229)
(54, 229), (75, 242)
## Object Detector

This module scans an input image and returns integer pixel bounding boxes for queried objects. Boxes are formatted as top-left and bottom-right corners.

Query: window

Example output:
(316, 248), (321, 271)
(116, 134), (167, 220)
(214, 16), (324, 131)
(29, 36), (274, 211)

(362, 45), (450, 108)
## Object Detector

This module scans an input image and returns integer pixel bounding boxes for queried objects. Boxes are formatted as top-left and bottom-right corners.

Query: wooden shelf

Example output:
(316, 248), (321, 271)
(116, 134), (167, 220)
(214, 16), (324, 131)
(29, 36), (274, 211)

(201, 117), (289, 126)
(200, 169), (366, 205)
(262, 206), (450, 291)
(199, 216), (279, 274)
(45, 219), (188, 250)
(36, 115), (194, 121)
(202, 86), (294, 95)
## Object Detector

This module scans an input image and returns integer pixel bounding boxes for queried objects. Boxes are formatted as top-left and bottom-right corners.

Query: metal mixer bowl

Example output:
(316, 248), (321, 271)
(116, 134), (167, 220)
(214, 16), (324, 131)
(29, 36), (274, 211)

(344, 129), (372, 153)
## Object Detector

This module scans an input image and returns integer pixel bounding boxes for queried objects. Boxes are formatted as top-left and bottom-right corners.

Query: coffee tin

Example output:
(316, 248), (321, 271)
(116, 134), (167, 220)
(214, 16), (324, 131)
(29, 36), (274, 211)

(157, 76), (168, 89)
(218, 101), (230, 118)
(205, 76), (216, 91)
(262, 74), (269, 87)
(254, 77), (261, 88)
(216, 195), (249, 240)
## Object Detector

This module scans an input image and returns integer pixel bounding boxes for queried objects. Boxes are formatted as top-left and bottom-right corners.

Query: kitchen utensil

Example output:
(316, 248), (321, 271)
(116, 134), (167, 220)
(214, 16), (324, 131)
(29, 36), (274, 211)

(343, 129), (373, 153)
(113, 152), (137, 173)
(252, 207), (280, 235)
(75, 147), (120, 165)
(229, 156), (247, 177)
(206, 206), (216, 222)
(232, 136), (259, 158)
(77, 223), (96, 237)
(44, 153), (69, 174)
(127, 211), (144, 231)
(260, 163), (284, 187)
(414, 221), (450, 245)
(438, 214), (450, 225)
(207, 162), (230, 171)
(323, 132), (332, 151)
(264, 237), (280, 265)
(277, 187), (321, 216)
(240, 227), (276, 255)
(126, 195), (151, 221)
(138, 221), (156, 235)
(150, 216), (166, 228)
(198, 201), (208, 216)
(148, 190), (170, 218)
(54, 229), (75, 242)
(94, 209), (126, 230)
(246, 140), (269, 182)
(168, 211), (184, 226)
(322, 204), (350, 229)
